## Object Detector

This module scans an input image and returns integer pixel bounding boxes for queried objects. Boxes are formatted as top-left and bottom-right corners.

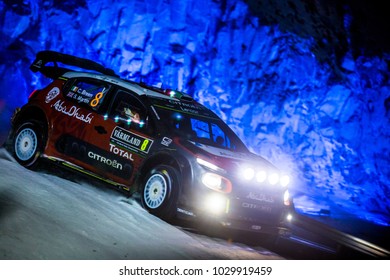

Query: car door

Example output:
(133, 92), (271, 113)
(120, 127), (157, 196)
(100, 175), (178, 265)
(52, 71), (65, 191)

(49, 77), (111, 167)
(85, 87), (155, 186)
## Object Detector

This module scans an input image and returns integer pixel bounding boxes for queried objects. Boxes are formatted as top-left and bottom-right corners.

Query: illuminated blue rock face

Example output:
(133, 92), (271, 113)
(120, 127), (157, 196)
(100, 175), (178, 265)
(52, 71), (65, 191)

(0, 0), (389, 225)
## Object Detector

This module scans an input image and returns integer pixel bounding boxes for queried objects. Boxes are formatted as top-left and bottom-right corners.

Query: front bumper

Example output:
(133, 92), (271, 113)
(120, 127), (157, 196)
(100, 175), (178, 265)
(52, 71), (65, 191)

(178, 157), (294, 235)
(177, 189), (294, 236)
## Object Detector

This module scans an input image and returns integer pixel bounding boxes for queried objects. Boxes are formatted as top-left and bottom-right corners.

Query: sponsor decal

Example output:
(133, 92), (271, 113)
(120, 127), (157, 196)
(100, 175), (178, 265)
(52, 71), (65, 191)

(52, 100), (93, 123)
(45, 87), (60, 103)
(168, 99), (202, 114)
(109, 143), (134, 161)
(67, 91), (90, 104)
(246, 192), (274, 203)
(67, 86), (105, 106)
(177, 208), (195, 217)
(66, 86), (106, 108)
(242, 202), (272, 213)
(161, 137), (172, 147)
(251, 225), (262, 231)
(61, 136), (133, 179)
(110, 126), (153, 154)
(88, 151), (123, 170)
(71, 86), (94, 98)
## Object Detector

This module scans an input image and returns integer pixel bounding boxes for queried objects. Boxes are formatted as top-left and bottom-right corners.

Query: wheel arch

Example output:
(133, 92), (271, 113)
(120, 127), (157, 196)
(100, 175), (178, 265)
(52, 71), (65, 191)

(11, 106), (49, 168)
(136, 152), (189, 193)
(137, 152), (193, 220)
(6, 106), (49, 152)
(13, 105), (49, 133)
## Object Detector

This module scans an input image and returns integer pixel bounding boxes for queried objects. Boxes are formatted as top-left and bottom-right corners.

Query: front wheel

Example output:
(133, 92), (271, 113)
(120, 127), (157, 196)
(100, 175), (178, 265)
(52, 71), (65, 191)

(12, 122), (45, 168)
(141, 165), (179, 221)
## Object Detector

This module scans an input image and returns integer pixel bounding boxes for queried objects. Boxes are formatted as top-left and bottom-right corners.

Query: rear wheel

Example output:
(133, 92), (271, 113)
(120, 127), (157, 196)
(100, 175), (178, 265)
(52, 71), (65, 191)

(13, 122), (45, 168)
(141, 165), (179, 221)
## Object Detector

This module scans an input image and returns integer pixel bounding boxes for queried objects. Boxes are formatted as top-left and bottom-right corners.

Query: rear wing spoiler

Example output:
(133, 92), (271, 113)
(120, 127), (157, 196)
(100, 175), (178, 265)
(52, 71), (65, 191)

(29, 50), (118, 79)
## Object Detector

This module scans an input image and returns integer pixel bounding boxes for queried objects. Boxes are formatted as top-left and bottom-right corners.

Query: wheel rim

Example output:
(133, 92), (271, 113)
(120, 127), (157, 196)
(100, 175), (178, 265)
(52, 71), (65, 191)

(15, 128), (38, 161)
(144, 173), (168, 209)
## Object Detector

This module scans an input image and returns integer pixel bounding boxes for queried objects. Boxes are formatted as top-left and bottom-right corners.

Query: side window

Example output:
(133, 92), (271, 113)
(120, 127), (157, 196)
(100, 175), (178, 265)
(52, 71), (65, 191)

(109, 89), (150, 132)
(64, 79), (109, 111)
(191, 119), (232, 149)
(211, 123), (231, 149)
(191, 119), (210, 139)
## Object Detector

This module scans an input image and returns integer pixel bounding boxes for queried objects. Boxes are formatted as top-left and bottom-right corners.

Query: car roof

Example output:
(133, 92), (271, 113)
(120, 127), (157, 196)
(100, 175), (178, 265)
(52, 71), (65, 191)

(62, 71), (177, 101)
(61, 71), (222, 122)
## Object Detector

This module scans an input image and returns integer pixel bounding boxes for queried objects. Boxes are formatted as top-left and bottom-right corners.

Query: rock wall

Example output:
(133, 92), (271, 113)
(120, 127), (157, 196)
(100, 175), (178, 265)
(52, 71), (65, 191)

(0, 0), (389, 225)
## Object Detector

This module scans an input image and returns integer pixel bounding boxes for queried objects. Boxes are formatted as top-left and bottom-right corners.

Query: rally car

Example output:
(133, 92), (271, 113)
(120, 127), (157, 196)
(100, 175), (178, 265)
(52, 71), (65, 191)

(6, 51), (293, 236)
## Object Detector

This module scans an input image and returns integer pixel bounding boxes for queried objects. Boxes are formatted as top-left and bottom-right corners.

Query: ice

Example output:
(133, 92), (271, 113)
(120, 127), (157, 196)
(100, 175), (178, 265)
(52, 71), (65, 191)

(0, 148), (282, 259)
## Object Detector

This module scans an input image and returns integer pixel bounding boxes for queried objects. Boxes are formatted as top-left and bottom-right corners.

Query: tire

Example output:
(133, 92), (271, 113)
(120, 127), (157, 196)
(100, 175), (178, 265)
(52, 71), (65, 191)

(141, 165), (179, 221)
(12, 122), (45, 168)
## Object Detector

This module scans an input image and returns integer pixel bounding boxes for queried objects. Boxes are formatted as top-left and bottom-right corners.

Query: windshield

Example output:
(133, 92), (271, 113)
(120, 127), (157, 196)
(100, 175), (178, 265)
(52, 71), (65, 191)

(152, 101), (248, 152)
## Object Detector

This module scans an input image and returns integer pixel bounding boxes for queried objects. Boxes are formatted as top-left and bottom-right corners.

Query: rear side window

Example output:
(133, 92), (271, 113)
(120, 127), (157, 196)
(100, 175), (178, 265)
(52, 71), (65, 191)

(64, 79), (110, 111)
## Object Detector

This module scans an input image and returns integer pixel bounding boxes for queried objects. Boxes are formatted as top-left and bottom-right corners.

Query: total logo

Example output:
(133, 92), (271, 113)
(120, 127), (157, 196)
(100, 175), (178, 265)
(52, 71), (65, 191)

(109, 144), (134, 161)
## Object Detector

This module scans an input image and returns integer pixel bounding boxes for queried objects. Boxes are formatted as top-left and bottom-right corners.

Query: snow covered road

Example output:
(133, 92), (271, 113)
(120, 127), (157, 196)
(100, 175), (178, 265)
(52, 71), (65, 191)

(0, 148), (282, 260)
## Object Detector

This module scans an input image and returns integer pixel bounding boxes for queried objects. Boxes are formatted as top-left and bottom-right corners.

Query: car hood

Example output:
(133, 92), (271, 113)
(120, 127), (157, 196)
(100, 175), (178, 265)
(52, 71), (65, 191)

(185, 140), (277, 172)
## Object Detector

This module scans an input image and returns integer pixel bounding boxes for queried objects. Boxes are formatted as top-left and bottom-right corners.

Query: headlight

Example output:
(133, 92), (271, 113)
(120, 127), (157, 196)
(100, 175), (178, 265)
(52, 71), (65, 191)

(202, 173), (222, 190)
(243, 167), (255, 180)
(268, 173), (280, 185)
(280, 175), (290, 187)
(201, 172), (232, 193)
(240, 166), (291, 188)
(256, 170), (267, 183)
(204, 193), (229, 215)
